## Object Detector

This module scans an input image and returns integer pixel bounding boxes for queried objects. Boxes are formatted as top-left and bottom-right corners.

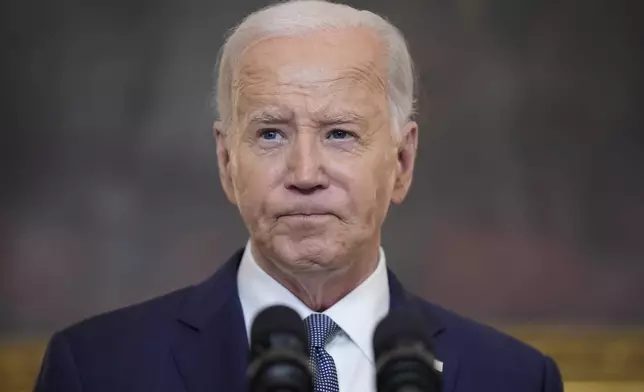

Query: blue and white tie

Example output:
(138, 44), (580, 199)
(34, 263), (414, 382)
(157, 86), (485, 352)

(304, 313), (341, 392)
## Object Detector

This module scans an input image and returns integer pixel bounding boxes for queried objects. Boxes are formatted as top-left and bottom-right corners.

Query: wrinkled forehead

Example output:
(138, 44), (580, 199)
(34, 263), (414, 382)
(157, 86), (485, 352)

(231, 28), (389, 122)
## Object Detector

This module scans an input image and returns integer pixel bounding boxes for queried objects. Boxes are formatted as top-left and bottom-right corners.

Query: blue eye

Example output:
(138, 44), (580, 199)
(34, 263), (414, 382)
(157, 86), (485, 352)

(327, 129), (352, 139)
(260, 129), (282, 140)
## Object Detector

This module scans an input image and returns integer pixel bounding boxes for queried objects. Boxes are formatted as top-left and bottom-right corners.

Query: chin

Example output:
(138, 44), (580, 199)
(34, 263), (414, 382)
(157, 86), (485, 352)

(271, 235), (345, 271)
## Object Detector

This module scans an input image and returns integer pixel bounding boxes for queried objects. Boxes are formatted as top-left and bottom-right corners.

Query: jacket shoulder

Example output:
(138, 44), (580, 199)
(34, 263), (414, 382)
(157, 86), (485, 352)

(59, 285), (194, 346)
(37, 286), (199, 391)
(418, 298), (543, 357)
(416, 298), (559, 391)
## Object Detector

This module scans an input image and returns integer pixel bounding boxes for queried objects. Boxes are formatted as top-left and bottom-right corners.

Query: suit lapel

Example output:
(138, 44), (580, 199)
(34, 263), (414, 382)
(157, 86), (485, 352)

(434, 336), (460, 392)
(387, 270), (460, 392)
(172, 249), (249, 392)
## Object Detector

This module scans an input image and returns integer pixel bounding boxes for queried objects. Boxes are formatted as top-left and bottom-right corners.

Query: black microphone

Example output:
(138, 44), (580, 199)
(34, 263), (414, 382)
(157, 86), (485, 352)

(373, 309), (442, 392)
(248, 305), (313, 392)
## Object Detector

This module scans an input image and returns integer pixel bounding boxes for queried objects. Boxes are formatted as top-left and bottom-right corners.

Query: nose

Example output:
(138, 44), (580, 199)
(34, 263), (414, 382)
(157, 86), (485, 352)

(284, 133), (329, 193)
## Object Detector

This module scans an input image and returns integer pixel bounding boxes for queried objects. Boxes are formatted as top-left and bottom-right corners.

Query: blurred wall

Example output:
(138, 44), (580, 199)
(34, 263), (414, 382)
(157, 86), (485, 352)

(2, 0), (643, 340)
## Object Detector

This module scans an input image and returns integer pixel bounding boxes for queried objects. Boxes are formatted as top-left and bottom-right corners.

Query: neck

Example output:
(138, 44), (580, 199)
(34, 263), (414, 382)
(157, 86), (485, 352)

(251, 242), (380, 311)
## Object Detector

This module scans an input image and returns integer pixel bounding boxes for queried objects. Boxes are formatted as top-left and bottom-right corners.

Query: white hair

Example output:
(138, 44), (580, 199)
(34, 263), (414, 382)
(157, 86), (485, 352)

(214, 0), (416, 139)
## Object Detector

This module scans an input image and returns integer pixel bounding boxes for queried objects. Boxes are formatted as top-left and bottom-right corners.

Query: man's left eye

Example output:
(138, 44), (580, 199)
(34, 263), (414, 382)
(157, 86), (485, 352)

(327, 129), (353, 140)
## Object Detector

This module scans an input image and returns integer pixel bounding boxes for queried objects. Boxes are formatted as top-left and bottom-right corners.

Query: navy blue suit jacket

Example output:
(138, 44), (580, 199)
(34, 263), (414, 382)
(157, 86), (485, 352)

(35, 248), (563, 392)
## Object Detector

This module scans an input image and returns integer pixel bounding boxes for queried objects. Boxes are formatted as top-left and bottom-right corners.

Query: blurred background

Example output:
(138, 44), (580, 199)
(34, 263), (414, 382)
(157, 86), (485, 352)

(1, 0), (643, 390)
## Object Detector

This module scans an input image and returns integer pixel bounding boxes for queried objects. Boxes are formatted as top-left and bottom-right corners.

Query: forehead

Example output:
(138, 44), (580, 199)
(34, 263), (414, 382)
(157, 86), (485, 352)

(232, 28), (388, 119)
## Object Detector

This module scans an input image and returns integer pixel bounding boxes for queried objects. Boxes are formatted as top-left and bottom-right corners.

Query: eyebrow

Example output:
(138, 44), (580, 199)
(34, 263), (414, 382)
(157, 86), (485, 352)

(245, 108), (367, 127)
(313, 111), (367, 126)
(246, 109), (294, 124)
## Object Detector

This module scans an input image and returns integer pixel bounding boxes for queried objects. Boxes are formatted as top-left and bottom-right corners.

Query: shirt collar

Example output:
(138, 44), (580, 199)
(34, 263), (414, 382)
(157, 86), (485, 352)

(237, 240), (390, 363)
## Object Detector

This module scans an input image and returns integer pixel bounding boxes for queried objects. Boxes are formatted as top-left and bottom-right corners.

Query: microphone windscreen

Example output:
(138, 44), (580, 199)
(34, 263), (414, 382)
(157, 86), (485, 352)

(373, 309), (434, 361)
(250, 305), (307, 358)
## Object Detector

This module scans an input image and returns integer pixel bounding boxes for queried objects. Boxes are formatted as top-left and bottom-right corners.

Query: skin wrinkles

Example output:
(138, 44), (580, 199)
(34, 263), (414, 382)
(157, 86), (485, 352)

(215, 27), (418, 310)
(236, 81), (384, 137)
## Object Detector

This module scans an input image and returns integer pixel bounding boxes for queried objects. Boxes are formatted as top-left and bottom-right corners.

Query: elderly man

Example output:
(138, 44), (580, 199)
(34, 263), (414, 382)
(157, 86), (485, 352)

(35, 1), (562, 392)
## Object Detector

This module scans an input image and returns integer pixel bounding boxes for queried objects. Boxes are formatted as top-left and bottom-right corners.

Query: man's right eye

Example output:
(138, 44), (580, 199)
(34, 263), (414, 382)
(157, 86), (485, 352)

(259, 129), (283, 140)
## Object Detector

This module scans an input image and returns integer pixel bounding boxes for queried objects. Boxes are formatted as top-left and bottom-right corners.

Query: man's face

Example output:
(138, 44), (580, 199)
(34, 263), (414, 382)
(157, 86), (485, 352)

(216, 27), (417, 273)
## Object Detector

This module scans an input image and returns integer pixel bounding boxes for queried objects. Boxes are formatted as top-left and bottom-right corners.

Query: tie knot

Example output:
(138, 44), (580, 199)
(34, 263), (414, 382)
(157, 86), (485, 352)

(304, 313), (340, 348)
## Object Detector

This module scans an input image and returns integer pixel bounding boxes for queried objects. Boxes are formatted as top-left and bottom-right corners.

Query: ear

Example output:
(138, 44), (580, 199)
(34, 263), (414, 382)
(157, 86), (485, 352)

(391, 121), (418, 204)
(214, 121), (238, 205)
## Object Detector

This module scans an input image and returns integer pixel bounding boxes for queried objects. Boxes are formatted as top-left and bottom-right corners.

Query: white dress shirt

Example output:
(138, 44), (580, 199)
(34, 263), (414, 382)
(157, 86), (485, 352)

(237, 240), (390, 392)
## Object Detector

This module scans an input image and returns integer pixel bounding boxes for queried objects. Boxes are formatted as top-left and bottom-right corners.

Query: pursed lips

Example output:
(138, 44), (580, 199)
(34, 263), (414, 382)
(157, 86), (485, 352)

(279, 212), (333, 218)
(276, 209), (338, 219)
(275, 204), (341, 221)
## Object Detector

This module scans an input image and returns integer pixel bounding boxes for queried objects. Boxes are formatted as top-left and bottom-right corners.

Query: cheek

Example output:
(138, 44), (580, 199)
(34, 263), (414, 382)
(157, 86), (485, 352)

(233, 145), (273, 186)
(365, 153), (397, 212)
(231, 154), (273, 212)
(334, 159), (394, 216)
(231, 149), (291, 225)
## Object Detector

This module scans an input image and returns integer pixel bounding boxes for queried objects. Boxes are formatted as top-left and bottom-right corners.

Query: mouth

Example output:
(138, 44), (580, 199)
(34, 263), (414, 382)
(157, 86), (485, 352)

(277, 213), (336, 220)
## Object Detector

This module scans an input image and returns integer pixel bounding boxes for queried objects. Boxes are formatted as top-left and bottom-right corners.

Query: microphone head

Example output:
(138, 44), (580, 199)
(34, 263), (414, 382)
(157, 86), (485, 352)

(248, 305), (312, 392)
(250, 305), (308, 360)
(373, 309), (434, 360)
(373, 309), (441, 392)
